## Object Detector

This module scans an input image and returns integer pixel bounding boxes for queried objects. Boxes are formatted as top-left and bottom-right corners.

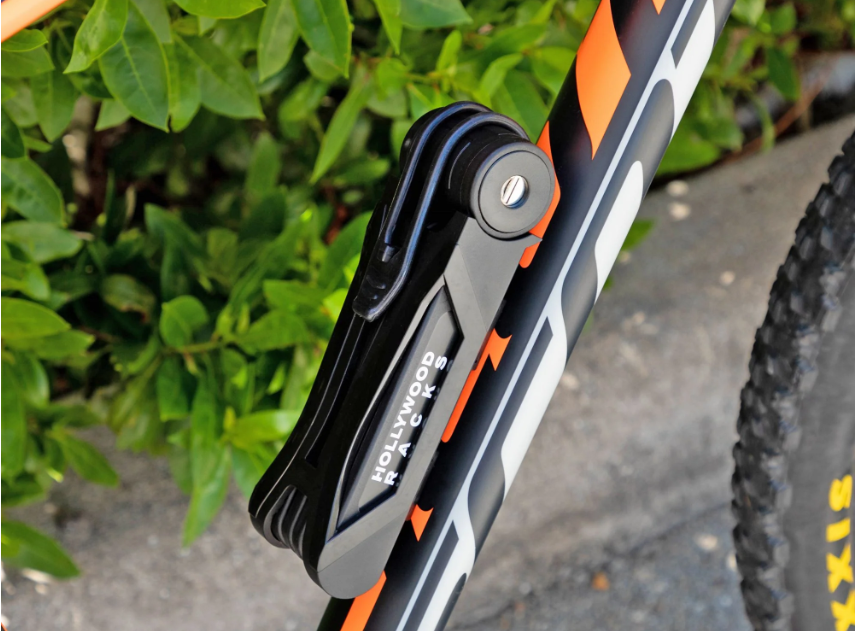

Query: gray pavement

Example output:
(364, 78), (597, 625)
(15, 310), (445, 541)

(454, 505), (751, 631)
(2, 117), (855, 631)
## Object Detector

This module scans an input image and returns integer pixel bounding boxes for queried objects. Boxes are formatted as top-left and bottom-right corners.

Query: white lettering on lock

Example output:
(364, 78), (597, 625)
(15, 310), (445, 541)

(368, 342), (452, 490)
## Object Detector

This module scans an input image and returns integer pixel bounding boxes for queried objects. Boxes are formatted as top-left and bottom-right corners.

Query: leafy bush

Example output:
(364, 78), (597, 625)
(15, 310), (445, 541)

(0, 0), (852, 577)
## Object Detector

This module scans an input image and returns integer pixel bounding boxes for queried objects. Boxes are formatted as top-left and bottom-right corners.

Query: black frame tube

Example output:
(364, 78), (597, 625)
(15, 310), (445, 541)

(318, 0), (736, 627)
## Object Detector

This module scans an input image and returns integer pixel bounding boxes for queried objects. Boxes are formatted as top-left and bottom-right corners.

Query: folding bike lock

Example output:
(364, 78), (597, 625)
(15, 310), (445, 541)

(249, 102), (556, 599)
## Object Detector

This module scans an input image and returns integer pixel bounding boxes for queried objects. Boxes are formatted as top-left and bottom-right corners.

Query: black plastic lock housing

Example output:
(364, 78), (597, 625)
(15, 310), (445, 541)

(249, 102), (555, 599)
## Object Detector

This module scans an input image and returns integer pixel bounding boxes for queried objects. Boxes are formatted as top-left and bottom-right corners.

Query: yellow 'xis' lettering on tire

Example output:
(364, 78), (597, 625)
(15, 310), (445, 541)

(827, 518), (851, 542)
(830, 476), (853, 511)
(826, 474), (854, 631)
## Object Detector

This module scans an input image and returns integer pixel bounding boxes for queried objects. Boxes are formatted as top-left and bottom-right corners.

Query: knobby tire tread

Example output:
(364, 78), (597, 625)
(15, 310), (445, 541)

(731, 132), (855, 631)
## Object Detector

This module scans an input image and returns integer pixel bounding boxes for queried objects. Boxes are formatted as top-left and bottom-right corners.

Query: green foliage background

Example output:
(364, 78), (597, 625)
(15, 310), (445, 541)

(0, 0), (852, 577)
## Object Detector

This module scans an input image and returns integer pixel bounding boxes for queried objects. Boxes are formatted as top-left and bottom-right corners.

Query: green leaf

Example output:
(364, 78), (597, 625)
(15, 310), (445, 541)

(480, 24), (545, 65)
(2, 82), (37, 127)
(1, 521), (79, 578)
(175, 0), (265, 19)
(23, 137), (53, 153)
(1, 361), (27, 477)
(99, 2), (170, 130)
(168, 444), (193, 494)
(145, 204), (203, 253)
(290, 0), (353, 77)
(721, 32), (760, 81)
(319, 211), (370, 288)
(131, 0), (173, 43)
(45, 270), (99, 309)
(1, 107), (25, 158)
(13, 352), (49, 408)
(196, 15), (219, 34)
(1, 297), (70, 340)
(183, 443), (229, 544)
(257, 0), (299, 82)
(333, 158), (390, 186)
(374, 57), (408, 93)
(263, 279), (329, 310)
(1, 221), (82, 263)
(278, 78), (328, 130)
(165, 42), (201, 132)
(311, 69), (373, 182)
(267, 362), (287, 394)
(95, 99), (131, 130)
(50, 405), (101, 429)
(52, 29), (114, 99)
(373, 0), (402, 52)
(435, 30), (462, 72)
(476, 53), (522, 107)
(229, 409), (299, 447)
(2, 30), (48, 53)
(731, 0), (765, 25)
(5, 330), (95, 360)
(400, 0), (471, 29)
(115, 394), (161, 451)
(108, 355), (158, 426)
(367, 86), (406, 119)
(528, 0), (557, 23)
(1, 157), (65, 224)
(2, 478), (47, 507)
(769, 3), (796, 34)
(749, 93), (775, 152)
(177, 35), (264, 120)
(303, 49), (342, 82)
(766, 47), (800, 101)
(184, 379), (229, 545)
(43, 436), (68, 478)
(110, 337), (158, 380)
(220, 347), (248, 387)
(237, 310), (307, 353)
(492, 71), (547, 139)
(227, 223), (300, 312)
(530, 46), (574, 95)
(230, 446), (269, 498)
(322, 288), (346, 320)
(245, 132), (281, 201)
(160, 295), (209, 348)
(54, 433), (119, 486)
(190, 378), (221, 466)
(406, 83), (445, 120)
(1, 48), (54, 78)
(621, 218), (654, 251)
(279, 345), (318, 410)
(156, 356), (192, 420)
(657, 121), (721, 175)
(66, 0), (128, 73)
(240, 189), (287, 243)
(1, 80), (17, 102)
(390, 118), (412, 158)
(205, 227), (239, 286)
(1, 257), (50, 300)
(101, 274), (157, 318)
(697, 116), (743, 151)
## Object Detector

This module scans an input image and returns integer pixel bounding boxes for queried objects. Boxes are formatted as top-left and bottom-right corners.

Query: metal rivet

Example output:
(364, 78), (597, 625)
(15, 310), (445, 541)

(500, 175), (528, 208)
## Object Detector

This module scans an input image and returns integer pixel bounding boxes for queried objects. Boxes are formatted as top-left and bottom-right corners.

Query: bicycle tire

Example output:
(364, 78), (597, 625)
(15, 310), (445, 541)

(732, 132), (855, 631)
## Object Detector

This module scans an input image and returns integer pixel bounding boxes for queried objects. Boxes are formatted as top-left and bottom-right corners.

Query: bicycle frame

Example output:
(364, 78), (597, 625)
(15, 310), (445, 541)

(1, 0), (737, 626)
(315, 0), (735, 628)
(0, 0), (69, 42)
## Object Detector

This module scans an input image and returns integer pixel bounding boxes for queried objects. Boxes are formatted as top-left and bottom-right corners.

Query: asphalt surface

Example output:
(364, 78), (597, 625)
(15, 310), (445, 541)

(2, 117), (855, 631)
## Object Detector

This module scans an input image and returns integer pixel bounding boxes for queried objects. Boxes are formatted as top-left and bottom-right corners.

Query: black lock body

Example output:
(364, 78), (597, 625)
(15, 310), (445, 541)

(249, 103), (555, 598)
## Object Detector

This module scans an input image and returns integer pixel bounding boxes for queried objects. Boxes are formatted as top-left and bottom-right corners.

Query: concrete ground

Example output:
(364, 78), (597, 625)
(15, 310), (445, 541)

(2, 117), (855, 631)
(456, 505), (750, 631)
